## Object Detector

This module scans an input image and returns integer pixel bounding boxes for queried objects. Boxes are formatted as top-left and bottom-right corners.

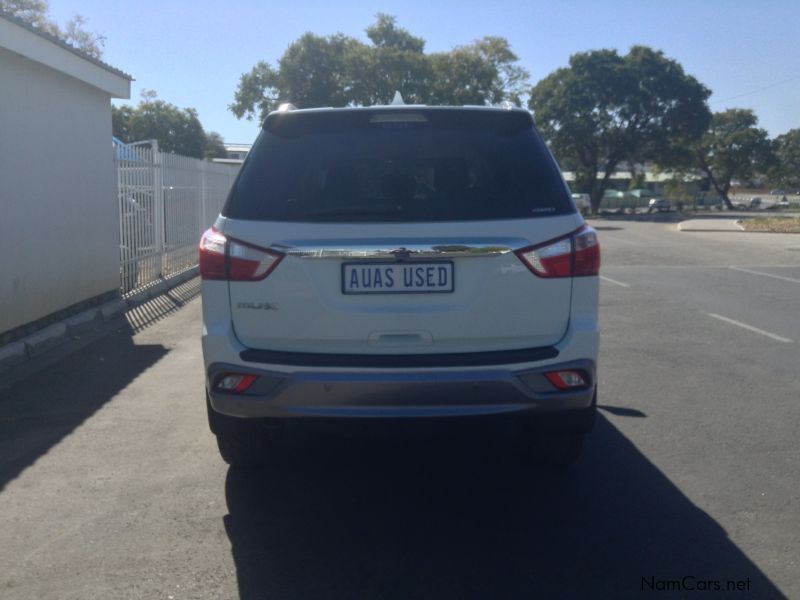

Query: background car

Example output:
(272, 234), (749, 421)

(571, 193), (591, 214)
(648, 198), (671, 212)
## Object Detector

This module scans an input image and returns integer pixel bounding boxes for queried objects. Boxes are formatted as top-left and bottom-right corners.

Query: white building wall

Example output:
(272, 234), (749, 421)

(0, 47), (120, 333)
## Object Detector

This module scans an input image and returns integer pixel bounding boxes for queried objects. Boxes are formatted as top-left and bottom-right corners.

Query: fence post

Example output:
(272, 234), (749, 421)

(114, 146), (123, 291)
(151, 140), (165, 278)
(200, 161), (207, 238)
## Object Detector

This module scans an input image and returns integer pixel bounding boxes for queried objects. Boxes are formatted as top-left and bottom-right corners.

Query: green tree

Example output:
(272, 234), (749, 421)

(365, 13), (424, 52)
(528, 46), (711, 213)
(1, 0), (105, 58)
(766, 129), (800, 192)
(204, 132), (227, 160)
(230, 14), (528, 122)
(230, 33), (367, 121)
(111, 104), (134, 142)
(112, 91), (208, 158)
(360, 14), (430, 105)
(694, 109), (773, 209)
(60, 14), (105, 59)
(471, 36), (530, 105)
(427, 46), (498, 105)
(0, 0), (50, 28)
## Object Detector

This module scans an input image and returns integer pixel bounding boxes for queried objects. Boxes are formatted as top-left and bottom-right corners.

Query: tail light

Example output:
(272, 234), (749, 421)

(200, 228), (284, 281)
(515, 225), (600, 278)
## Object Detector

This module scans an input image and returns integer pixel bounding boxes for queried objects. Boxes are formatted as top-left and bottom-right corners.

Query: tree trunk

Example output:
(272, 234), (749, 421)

(576, 166), (601, 214)
(698, 157), (734, 210)
(589, 193), (599, 215)
(709, 174), (734, 209)
(581, 162), (618, 215)
(592, 162), (618, 214)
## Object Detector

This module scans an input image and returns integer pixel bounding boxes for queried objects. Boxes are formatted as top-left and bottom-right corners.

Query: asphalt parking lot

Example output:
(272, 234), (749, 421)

(1, 219), (798, 599)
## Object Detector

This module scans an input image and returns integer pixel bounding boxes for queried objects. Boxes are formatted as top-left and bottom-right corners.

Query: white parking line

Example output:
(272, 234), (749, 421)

(600, 275), (630, 288)
(706, 312), (793, 343)
(730, 266), (800, 284)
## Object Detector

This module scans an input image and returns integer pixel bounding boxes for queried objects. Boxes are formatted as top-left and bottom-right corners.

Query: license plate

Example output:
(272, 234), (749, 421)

(342, 261), (454, 294)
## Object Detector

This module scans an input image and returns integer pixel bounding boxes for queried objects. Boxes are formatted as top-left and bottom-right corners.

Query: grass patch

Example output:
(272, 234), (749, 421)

(739, 217), (800, 233)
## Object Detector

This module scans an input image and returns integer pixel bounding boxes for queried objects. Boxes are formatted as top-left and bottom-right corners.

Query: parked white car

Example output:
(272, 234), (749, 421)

(571, 193), (591, 214)
(200, 104), (600, 468)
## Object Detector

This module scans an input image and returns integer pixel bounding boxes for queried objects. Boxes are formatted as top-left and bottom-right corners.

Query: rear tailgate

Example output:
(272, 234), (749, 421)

(222, 215), (580, 355)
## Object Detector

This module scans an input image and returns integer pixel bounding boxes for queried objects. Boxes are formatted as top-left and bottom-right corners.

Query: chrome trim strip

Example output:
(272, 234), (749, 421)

(269, 238), (528, 259)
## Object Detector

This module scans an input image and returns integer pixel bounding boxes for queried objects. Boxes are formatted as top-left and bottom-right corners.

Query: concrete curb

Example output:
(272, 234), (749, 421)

(0, 341), (28, 369)
(25, 322), (69, 357)
(0, 267), (198, 374)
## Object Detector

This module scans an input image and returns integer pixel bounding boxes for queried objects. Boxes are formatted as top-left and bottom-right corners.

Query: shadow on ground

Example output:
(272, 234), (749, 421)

(0, 322), (172, 493)
(124, 278), (200, 333)
(0, 279), (201, 491)
(224, 416), (782, 598)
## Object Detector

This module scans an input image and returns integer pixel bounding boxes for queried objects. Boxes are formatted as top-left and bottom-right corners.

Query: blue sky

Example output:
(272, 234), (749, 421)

(50, 0), (800, 144)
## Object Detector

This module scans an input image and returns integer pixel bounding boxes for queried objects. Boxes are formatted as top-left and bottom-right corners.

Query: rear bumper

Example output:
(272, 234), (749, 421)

(203, 280), (599, 419)
(206, 358), (596, 419)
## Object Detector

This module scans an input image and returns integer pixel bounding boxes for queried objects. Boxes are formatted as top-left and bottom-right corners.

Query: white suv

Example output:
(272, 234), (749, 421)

(200, 105), (600, 467)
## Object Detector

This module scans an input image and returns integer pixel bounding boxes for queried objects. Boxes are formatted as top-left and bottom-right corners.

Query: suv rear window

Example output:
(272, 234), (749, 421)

(223, 109), (572, 222)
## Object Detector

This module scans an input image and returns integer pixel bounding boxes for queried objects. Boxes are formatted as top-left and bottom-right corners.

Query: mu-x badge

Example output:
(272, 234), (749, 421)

(237, 301), (278, 311)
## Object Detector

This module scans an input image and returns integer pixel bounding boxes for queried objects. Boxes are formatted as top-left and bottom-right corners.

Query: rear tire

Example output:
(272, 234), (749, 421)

(520, 387), (596, 469)
(207, 395), (283, 468)
(216, 429), (277, 468)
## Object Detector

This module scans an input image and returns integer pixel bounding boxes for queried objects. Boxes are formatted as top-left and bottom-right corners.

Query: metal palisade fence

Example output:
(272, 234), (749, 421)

(115, 139), (240, 294)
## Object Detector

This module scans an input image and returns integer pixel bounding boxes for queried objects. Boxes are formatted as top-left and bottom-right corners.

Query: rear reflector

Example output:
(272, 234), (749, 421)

(216, 373), (258, 393)
(200, 228), (284, 281)
(544, 370), (590, 390)
(515, 225), (600, 278)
